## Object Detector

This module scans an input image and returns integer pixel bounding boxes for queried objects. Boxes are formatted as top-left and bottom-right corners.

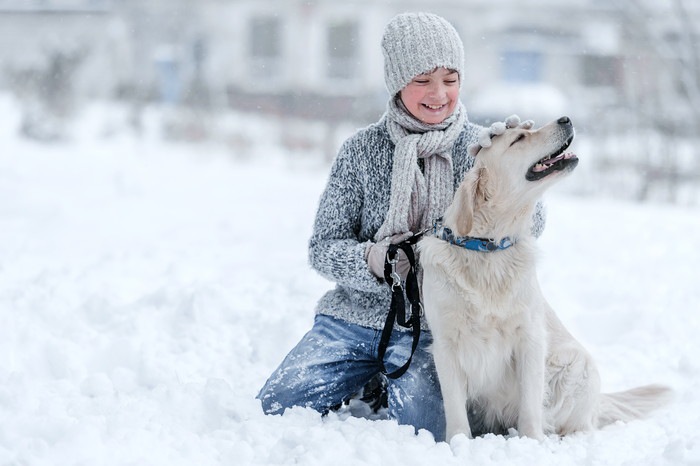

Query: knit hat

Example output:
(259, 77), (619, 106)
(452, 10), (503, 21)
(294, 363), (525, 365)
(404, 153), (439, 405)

(381, 12), (465, 97)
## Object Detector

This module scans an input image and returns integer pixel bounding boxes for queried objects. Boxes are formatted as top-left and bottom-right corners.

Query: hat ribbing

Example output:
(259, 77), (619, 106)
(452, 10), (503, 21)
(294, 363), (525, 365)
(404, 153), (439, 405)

(381, 12), (465, 97)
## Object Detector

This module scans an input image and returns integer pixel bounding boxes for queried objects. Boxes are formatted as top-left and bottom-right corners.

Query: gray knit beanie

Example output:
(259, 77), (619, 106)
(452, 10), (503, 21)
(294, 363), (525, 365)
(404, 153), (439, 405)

(381, 12), (465, 97)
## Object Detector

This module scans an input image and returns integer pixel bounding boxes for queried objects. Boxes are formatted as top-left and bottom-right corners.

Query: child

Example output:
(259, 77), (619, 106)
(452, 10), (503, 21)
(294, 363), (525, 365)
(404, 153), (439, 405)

(257, 11), (543, 442)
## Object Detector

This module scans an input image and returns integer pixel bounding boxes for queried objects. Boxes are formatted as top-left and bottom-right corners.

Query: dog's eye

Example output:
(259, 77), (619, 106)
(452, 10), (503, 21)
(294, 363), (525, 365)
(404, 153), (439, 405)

(510, 134), (526, 146)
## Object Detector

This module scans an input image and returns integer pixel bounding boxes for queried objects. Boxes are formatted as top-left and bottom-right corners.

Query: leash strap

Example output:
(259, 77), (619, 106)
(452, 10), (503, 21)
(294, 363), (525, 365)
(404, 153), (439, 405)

(378, 233), (423, 379)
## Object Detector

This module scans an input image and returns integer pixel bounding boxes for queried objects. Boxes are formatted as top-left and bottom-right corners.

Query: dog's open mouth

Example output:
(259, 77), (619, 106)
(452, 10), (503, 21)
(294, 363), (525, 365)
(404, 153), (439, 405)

(525, 135), (578, 181)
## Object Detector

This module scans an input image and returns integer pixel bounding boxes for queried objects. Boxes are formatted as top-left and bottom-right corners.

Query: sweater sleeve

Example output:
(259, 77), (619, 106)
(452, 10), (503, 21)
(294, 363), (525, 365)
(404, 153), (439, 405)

(531, 200), (547, 238)
(308, 141), (385, 293)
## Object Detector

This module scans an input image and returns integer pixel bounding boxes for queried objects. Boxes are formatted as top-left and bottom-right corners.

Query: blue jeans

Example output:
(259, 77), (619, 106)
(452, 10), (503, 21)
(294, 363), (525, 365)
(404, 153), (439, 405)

(257, 314), (446, 441)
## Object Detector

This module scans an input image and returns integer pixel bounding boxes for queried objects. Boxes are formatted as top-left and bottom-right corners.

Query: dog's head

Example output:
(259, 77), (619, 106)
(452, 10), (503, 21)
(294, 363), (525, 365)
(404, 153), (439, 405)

(472, 116), (578, 186)
(443, 117), (578, 237)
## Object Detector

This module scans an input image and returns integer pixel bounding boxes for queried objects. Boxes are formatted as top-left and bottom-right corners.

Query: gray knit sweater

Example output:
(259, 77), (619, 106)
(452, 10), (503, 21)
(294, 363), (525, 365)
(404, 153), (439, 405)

(308, 117), (545, 331)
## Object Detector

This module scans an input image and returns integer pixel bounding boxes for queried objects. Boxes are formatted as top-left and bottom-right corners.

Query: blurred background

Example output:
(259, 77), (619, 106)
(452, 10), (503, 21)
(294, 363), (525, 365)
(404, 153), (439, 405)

(1, 0), (699, 204)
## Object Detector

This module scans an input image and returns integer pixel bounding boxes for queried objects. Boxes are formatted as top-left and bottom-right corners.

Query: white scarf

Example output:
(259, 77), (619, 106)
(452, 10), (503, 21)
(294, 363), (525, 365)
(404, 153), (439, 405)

(375, 97), (467, 241)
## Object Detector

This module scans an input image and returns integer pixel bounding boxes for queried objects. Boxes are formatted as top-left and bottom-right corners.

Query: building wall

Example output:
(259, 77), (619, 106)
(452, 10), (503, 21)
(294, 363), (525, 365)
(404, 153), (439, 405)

(195, 0), (631, 125)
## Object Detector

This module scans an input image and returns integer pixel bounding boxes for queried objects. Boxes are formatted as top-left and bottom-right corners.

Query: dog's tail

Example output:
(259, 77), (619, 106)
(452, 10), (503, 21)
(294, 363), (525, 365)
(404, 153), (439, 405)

(595, 384), (673, 428)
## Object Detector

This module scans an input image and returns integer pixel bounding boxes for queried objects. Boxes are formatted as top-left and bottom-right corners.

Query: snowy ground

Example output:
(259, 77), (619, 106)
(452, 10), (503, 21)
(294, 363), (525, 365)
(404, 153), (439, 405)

(1, 101), (700, 465)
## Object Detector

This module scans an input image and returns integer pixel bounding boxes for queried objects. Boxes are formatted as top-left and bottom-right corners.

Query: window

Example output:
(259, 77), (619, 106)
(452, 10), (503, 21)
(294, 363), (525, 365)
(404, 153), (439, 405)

(502, 50), (542, 83)
(327, 21), (359, 80)
(249, 16), (282, 76)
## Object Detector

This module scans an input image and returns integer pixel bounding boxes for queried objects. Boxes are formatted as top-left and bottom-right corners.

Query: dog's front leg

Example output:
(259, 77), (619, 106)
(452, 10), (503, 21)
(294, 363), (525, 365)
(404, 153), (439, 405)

(432, 344), (472, 441)
(515, 329), (546, 440)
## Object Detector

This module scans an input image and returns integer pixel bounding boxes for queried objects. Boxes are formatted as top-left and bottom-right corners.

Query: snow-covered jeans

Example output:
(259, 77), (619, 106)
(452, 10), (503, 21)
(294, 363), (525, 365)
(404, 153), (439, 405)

(257, 314), (446, 442)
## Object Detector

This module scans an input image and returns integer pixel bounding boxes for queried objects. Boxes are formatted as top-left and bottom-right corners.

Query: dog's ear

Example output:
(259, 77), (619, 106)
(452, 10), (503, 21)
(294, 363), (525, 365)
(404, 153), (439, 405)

(473, 167), (490, 205)
(444, 168), (484, 236)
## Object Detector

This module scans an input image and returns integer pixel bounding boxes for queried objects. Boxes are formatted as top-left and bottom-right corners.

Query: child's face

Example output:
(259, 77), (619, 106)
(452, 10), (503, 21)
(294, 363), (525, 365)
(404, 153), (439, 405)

(400, 68), (460, 125)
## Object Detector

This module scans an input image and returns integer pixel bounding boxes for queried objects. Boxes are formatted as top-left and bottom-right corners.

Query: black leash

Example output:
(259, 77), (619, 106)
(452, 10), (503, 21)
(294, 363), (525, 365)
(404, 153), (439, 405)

(377, 232), (425, 379)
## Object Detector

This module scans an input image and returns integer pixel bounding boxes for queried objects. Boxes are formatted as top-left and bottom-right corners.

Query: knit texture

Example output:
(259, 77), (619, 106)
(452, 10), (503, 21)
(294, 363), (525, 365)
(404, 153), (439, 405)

(308, 119), (548, 331)
(376, 96), (467, 240)
(381, 12), (465, 97)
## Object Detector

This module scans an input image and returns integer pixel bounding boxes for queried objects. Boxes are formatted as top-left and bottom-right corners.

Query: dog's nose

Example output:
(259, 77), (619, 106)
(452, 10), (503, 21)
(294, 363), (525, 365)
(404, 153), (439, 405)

(558, 116), (571, 125)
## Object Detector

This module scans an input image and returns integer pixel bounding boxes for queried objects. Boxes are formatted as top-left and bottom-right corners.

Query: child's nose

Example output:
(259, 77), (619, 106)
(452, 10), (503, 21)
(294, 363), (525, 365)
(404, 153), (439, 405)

(427, 82), (446, 96)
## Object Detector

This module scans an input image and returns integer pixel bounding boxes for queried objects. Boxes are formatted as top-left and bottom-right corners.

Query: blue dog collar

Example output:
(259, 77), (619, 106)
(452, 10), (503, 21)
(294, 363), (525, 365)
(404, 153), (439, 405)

(432, 218), (515, 252)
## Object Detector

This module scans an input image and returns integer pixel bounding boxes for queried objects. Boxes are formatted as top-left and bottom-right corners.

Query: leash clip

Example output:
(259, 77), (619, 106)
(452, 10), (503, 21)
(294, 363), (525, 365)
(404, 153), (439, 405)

(387, 254), (403, 290)
(432, 217), (444, 236)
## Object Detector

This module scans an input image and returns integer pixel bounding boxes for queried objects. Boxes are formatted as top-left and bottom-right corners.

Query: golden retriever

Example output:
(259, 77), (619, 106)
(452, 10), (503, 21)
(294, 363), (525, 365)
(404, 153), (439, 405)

(419, 116), (672, 441)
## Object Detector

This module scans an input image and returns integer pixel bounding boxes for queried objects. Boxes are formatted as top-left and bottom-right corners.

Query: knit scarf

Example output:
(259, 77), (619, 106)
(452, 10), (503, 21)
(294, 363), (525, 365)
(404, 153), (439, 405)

(375, 97), (467, 241)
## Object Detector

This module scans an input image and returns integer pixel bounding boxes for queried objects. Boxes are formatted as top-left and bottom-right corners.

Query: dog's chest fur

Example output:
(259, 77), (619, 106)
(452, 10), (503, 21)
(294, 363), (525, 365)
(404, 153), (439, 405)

(420, 236), (543, 393)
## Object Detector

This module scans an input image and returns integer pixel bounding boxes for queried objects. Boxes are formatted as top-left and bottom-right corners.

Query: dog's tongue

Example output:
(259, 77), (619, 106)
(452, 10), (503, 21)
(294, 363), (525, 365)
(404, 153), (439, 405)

(533, 153), (575, 172)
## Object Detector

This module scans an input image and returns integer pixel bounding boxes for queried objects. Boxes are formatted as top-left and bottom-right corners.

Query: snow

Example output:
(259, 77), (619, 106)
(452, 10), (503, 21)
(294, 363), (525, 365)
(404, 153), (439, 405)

(1, 100), (700, 466)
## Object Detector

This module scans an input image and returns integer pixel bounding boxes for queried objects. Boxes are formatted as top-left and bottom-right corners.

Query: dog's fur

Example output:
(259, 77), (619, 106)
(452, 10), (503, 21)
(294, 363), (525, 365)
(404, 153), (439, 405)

(419, 117), (672, 441)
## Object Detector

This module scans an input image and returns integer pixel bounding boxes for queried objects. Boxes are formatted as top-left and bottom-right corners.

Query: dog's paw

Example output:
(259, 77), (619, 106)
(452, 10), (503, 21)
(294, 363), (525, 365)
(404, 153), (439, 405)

(446, 426), (473, 443)
(515, 423), (545, 441)
(448, 431), (474, 454)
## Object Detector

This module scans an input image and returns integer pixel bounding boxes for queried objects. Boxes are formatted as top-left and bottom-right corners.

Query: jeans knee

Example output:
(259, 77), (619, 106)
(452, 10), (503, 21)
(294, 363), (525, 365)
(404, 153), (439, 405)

(257, 384), (285, 415)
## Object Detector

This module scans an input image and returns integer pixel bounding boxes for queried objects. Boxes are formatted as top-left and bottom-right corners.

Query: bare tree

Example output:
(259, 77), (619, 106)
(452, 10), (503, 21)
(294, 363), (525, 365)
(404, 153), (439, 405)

(5, 47), (86, 141)
(607, 0), (700, 202)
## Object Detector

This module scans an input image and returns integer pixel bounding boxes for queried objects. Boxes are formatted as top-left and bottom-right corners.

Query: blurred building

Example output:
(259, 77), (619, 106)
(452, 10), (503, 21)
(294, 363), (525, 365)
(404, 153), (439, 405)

(205, 0), (601, 125)
(0, 0), (698, 201)
(199, 0), (621, 126)
(0, 0), (124, 101)
(0, 0), (698, 131)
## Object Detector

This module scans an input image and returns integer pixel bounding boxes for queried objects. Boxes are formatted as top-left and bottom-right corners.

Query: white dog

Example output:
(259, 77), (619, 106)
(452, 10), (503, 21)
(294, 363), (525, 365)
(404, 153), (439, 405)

(419, 116), (671, 441)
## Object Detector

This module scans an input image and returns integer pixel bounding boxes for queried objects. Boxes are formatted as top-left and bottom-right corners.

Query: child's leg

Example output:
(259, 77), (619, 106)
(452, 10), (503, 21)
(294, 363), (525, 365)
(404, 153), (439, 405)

(384, 330), (446, 442)
(257, 314), (379, 415)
